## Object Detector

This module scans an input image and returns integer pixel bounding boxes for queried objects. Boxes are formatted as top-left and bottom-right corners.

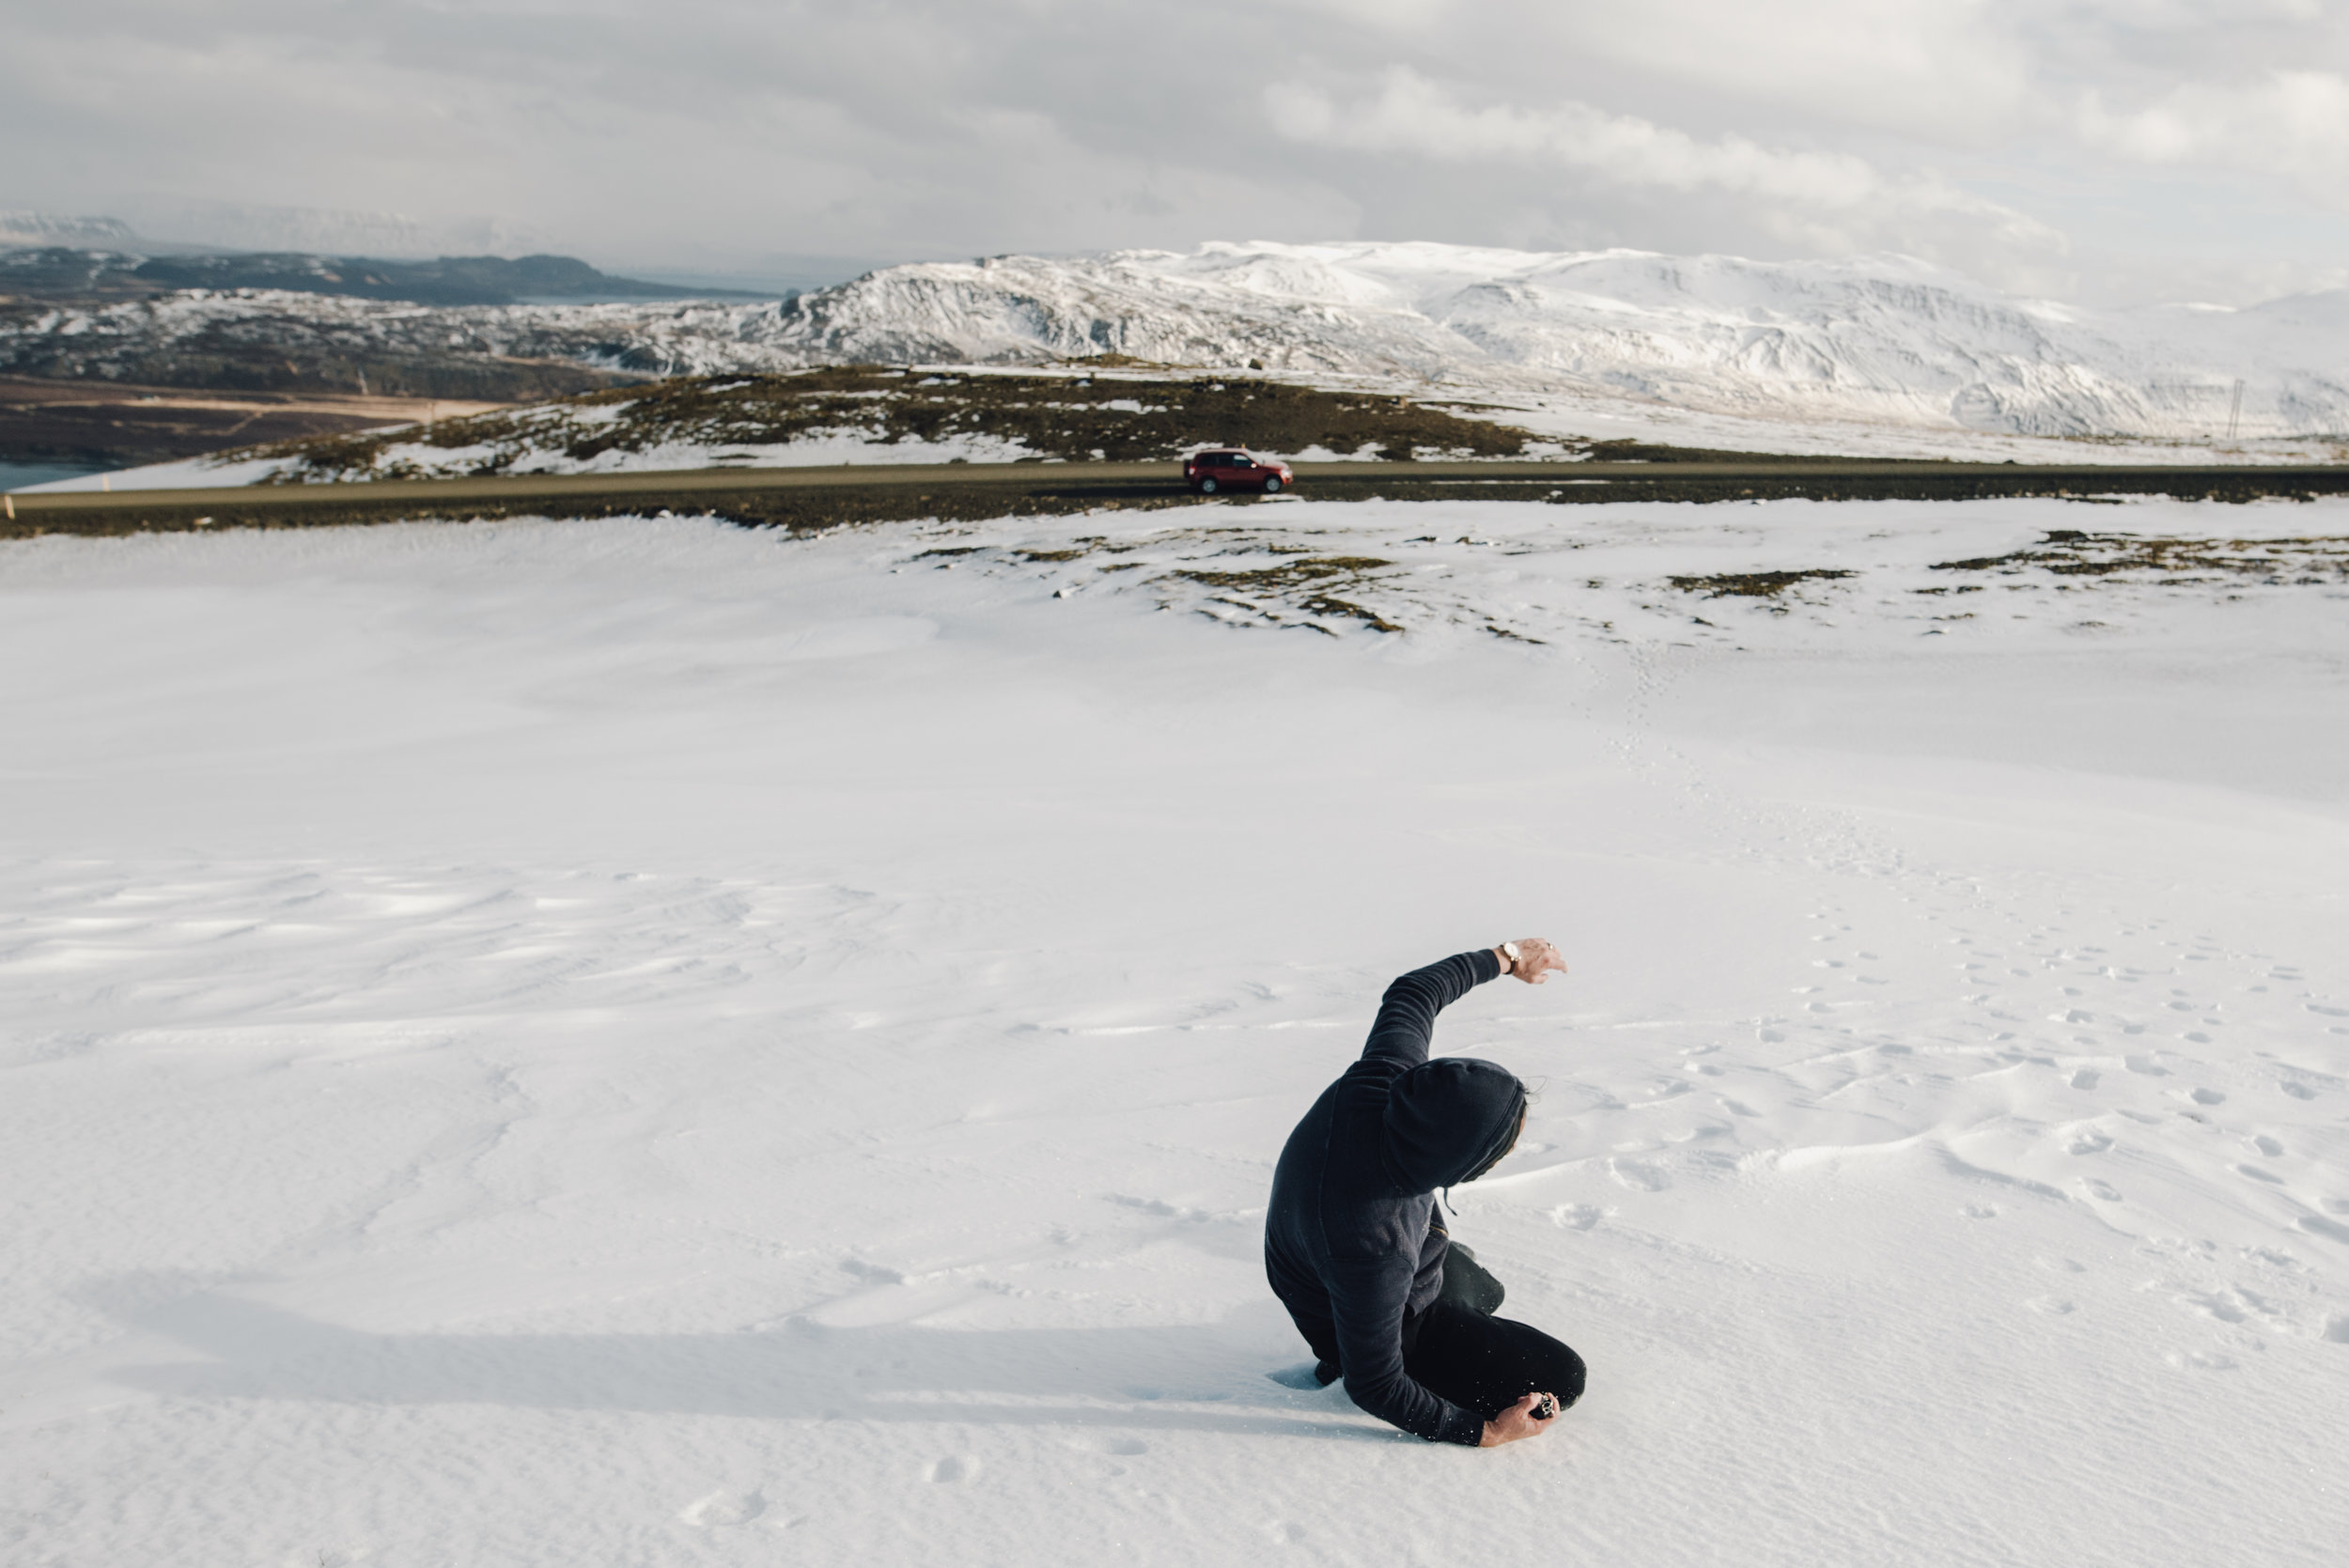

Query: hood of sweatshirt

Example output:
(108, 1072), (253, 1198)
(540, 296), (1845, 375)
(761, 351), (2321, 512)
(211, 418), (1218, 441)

(1379, 1056), (1526, 1194)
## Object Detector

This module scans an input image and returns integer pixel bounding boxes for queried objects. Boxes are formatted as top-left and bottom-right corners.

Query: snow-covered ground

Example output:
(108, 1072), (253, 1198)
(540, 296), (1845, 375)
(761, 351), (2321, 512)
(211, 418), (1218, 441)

(3, 497), (2345, 1566)
(16, 424), (1053, 493)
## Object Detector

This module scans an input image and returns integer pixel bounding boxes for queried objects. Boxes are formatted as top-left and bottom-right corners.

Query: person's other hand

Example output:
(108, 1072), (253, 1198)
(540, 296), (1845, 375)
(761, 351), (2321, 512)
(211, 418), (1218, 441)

(1501, 938), (1567, 984)
(1478, 1390), (1559, 1447)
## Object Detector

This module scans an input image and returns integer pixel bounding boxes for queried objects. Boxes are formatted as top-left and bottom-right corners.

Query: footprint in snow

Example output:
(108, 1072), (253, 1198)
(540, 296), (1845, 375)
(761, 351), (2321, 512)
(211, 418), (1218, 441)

(679, 1489), (769, 1528)
(2026, 1296), (2076, 1315)
(1608, 1158), (1670, 1191)
(2070, 1068), (2100, 1091)
(2177, 1291), (2249, 1324)
(926, 1455), (979, 1484)
(2082, 1178), (2123, 1202)
(2066, 1130), (2113, 1155)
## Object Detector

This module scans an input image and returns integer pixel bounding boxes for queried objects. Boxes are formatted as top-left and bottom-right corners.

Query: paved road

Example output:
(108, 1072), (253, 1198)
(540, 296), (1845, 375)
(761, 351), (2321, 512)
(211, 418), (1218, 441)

(9, 458), (2349, 535)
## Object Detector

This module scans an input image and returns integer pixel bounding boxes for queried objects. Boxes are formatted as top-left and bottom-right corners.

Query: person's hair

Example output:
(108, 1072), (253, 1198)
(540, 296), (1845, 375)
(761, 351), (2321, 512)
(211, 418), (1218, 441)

(1465, 1100), (1529, 1183)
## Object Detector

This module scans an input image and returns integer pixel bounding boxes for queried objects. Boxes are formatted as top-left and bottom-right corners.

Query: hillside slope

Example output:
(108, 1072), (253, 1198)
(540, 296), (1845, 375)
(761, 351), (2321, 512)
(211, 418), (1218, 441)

(7, 241), (2346, 443)
(751, 244), (2349, 441)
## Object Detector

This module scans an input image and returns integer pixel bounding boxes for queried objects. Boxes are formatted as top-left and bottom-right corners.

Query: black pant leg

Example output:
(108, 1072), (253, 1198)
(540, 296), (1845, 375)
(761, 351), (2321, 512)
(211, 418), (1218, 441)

(1437, 1243), (1506, 1315)
(1402, 1299), (1587, 1421)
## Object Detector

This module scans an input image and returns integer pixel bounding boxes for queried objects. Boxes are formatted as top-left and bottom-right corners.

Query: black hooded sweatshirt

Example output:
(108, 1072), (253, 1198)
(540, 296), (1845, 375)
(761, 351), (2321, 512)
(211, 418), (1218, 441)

(1264, 950), (1525, 1445)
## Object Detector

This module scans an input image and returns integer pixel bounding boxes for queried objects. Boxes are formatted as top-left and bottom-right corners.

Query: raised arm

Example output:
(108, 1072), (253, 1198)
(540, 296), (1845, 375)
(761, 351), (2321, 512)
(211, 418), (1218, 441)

(1358, 951), (1497, 1068)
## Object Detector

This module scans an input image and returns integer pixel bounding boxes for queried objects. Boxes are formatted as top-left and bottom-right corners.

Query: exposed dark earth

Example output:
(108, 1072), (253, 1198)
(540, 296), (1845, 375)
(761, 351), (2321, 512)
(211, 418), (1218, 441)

(0, 375), (504, 467)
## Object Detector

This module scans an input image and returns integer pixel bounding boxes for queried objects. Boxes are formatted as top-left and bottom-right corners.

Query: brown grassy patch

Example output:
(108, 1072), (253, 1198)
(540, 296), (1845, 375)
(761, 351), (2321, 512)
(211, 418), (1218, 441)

(1932, 529), (2349, 580)
(1667, 568), (1856, 598)
(234, 366), (1549, 481)
(1166, 554), (1400, 632)
(1171, 555), (1392, 591)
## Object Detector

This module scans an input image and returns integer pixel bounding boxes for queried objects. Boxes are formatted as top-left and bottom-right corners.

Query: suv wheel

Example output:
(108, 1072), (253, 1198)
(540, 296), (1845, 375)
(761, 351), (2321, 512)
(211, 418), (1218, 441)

(1199, 476), (1220, 494)
(1262, 475), (1283, 493)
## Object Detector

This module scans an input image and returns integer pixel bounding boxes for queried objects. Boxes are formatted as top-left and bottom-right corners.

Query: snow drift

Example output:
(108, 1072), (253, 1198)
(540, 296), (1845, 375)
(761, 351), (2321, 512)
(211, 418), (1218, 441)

(4, 496), (2346, 1565)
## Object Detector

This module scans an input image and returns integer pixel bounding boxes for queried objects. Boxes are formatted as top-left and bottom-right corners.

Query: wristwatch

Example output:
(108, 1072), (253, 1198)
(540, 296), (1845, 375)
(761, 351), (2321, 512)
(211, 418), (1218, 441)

(1499, 940), (1521, 973)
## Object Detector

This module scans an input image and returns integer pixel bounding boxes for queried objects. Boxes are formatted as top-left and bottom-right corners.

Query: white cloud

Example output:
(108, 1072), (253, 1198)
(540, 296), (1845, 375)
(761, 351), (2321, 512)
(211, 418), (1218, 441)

(1552, 0), (2029, 141)
(5, 1), (2349, 304)
(2079, 70), (2349, 201)
(1270, 70), (1875, 206)
(1266, 68), (2064, 279)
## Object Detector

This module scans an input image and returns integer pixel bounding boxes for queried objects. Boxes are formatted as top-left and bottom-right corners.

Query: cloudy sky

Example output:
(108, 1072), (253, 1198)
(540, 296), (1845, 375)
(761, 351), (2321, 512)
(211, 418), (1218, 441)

(7, 0), (2349, 303)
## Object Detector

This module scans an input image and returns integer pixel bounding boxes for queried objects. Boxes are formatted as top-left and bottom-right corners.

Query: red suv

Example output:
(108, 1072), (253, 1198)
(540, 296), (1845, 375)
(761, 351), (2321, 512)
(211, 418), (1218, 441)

(1184, 447), (1294, 494)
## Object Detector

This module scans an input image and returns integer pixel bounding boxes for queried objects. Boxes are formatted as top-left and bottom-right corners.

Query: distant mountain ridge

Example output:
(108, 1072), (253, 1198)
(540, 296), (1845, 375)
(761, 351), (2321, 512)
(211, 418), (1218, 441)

(5, 241), (2346, 442)
(745, 243), (2349, 440)
(0, 212), (139, 248)
(0, 244), (774, 307)
(129, 251), (778, 305)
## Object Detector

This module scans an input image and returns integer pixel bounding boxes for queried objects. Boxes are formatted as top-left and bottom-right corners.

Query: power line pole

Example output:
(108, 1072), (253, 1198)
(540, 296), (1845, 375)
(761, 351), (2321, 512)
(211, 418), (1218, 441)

(2227, 378), (2245, 442)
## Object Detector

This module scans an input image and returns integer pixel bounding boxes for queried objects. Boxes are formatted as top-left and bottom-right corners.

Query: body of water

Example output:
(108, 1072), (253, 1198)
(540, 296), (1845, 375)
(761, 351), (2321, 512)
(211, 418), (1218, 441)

(1, 458), (111, 492)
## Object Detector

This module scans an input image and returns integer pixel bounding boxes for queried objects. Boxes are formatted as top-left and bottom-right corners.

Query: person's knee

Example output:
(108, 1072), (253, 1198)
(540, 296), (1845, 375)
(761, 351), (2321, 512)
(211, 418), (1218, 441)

(1439, 1247), (1506, 1316)
(1551, 1345), (1588, 1408)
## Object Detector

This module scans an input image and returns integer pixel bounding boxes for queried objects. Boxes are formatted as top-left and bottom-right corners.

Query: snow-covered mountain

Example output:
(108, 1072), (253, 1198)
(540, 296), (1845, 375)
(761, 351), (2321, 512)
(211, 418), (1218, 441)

(0, 210), (138, 248)
(8, 241), (2347, 442)
(750, 243), (2349, 441)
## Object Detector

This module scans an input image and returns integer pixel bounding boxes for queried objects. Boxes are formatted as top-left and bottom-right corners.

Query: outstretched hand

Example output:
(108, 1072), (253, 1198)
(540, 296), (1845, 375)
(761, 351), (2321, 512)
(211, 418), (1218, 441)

(1498, 938), (1567, 984)
(1479, 1390), (1561, 1447)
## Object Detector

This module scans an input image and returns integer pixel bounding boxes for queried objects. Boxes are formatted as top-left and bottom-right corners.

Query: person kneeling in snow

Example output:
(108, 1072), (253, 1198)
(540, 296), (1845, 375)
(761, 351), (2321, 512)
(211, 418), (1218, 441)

(1266, 941), (1585, 1447)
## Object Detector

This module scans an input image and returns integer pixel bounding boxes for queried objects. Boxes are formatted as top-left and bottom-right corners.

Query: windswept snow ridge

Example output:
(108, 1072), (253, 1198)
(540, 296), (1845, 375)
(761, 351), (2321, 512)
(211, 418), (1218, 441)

(8, 241), (2349, 445)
